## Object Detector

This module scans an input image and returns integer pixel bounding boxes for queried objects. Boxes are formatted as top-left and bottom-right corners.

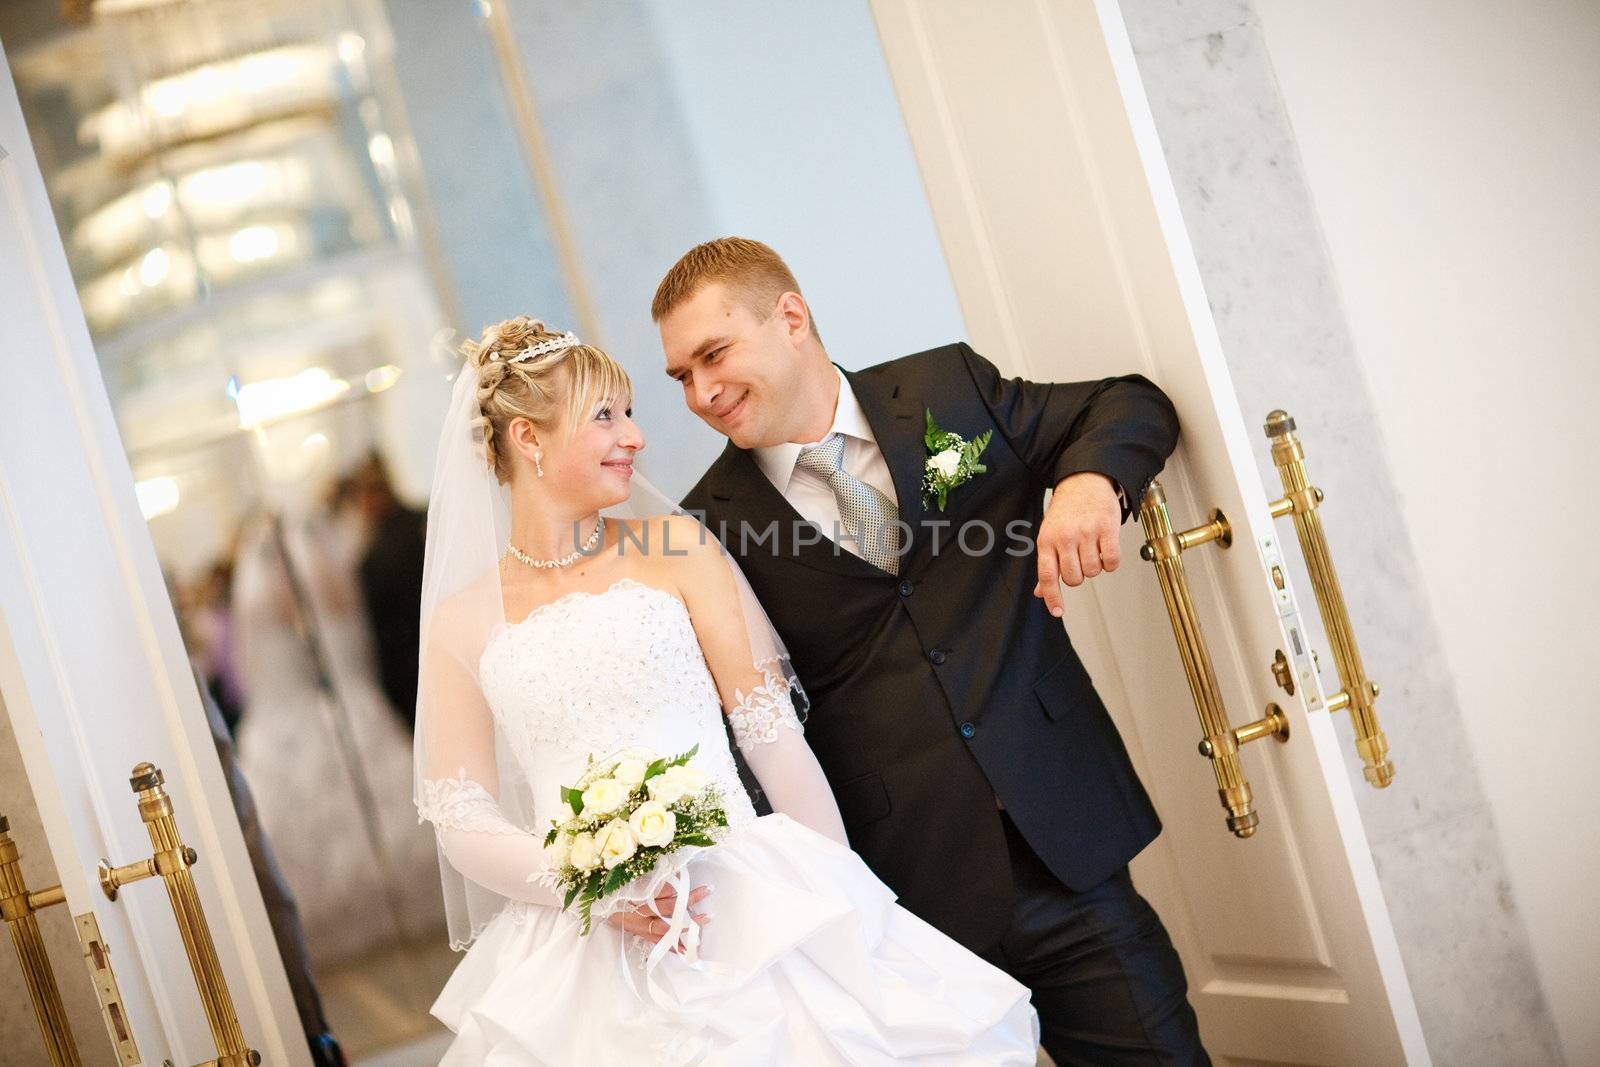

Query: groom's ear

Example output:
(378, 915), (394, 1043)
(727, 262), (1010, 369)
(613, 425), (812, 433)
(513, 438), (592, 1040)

(776, 291), (812, 344)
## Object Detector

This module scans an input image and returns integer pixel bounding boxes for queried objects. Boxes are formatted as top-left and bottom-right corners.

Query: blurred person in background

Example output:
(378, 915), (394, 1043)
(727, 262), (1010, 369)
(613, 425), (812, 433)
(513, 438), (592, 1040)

(195, 662), (347, 1067)
(351, 453), (428, 733)
(232, 500), (440, 962)
(185, 557), (247, 738)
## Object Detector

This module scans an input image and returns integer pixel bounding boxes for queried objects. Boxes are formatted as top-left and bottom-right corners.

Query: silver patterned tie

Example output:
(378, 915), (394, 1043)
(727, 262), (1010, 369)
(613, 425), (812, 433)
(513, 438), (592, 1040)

(795, 433), (902, 574)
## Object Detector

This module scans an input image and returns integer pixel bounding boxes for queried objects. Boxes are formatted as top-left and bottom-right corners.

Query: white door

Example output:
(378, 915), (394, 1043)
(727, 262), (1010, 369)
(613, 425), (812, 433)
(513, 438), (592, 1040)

(0, 41), (308, 1067)
(871, 2), (1428, 1063)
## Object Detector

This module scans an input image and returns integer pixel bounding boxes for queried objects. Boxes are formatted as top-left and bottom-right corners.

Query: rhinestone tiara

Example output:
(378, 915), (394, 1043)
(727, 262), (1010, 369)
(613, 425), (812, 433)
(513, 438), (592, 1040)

(500, 331), (582, 363)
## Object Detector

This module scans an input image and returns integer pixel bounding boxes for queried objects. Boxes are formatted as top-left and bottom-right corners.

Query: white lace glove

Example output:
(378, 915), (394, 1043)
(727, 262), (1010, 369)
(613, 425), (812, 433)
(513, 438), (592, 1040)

(667, 513), (852, 850)
(728, 674), (849, 848)
(416, 772), (564, 907)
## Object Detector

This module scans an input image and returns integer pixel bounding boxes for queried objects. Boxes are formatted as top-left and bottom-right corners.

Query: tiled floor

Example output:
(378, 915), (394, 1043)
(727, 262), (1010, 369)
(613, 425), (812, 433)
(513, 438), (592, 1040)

(316, 935), (459, 1062)
(354, 1030), (456, 1067)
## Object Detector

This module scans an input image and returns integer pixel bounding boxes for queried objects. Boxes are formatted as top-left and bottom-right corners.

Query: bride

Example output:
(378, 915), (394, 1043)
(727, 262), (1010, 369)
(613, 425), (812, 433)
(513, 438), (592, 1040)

(413, 316), (1039, 1063)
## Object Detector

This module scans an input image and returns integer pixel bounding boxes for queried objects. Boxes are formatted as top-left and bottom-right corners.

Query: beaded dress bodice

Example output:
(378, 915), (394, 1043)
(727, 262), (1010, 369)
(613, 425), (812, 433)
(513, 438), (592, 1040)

(475, 578), (759, 832)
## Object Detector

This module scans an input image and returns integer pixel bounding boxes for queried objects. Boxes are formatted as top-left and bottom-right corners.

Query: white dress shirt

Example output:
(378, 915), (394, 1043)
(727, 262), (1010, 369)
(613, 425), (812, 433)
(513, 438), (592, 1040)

(752, 366), (899, 562)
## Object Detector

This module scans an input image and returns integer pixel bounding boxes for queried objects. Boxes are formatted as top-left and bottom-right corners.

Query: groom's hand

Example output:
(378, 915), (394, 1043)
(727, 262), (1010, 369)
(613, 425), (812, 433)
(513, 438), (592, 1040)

(605, 883), (712, 954)
(1033, 472), (1123, 616)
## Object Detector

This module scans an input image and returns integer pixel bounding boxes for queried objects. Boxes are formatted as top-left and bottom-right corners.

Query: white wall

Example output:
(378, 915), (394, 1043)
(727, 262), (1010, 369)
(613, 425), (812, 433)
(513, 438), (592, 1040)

(1254, 3), (1600, 1061)
(641, 0), (967, 370)
(511, 0), (967, 500)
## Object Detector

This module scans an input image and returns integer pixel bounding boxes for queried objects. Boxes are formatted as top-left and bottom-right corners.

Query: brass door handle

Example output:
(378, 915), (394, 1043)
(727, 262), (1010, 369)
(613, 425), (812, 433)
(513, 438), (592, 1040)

(1264, 412), (1393, 788)
(1139, 483), (1290, 837)
(100, 764), (262, 1067)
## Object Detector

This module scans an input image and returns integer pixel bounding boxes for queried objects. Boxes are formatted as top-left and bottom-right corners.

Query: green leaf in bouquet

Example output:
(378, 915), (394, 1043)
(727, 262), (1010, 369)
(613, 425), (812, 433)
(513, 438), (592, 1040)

(668, 742), (700, 768)
(643, 757), (667, 781)
(679, 832), (716, 847)
(564, 786), (584, 817)
(562, 881), (581, 911)
(543, 827), (558, 847)
(603, 864), (630, 895)
(964, 429), (992, 472)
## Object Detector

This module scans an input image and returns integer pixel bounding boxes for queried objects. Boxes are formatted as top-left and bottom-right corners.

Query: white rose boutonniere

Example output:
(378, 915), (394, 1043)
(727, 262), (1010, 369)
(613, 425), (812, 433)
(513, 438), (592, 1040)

(930, 448), (962, 478)
(921, 409), (993, 511)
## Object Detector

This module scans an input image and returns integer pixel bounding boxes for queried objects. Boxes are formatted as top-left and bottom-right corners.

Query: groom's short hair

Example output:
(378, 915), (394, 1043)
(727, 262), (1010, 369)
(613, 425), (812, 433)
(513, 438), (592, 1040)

(652, 237), (814, 336)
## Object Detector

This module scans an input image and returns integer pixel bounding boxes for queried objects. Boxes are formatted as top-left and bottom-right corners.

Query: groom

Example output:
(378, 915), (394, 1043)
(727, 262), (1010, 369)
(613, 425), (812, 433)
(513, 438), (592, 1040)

(659, 238), (1206, 1064)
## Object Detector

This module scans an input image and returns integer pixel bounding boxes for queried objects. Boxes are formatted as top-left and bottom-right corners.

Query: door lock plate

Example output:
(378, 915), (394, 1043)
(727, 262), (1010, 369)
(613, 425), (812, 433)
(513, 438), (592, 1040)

(75, 911), (141, 1065)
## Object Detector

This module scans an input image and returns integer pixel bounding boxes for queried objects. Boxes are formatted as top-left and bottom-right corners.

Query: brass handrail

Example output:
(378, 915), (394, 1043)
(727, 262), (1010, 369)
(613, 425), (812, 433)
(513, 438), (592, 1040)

(1139, 483), (1289, 837)
(1264, 412), (1393, 788)
(0, 815), (82, 1066)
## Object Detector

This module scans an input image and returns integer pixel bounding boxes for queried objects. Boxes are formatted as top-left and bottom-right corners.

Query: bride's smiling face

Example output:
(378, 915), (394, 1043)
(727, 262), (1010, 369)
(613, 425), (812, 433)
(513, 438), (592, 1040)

(509, 391), (642, 509)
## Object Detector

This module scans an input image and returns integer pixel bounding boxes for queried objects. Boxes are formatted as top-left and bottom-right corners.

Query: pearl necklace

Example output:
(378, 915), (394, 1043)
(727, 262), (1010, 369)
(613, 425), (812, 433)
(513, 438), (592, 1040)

(506, 516), (605, 569)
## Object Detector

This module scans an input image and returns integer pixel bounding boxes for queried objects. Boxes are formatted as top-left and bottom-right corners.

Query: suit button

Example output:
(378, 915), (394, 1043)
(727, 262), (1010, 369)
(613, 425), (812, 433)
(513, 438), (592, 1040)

(928, 648), (947, 665)
(898, 579), (914, 598)
(959, 722), (976, 738)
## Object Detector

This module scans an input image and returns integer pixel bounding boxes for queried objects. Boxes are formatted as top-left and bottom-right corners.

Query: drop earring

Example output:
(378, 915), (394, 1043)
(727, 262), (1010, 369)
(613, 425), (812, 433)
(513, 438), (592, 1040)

(534, 450), (544, 478)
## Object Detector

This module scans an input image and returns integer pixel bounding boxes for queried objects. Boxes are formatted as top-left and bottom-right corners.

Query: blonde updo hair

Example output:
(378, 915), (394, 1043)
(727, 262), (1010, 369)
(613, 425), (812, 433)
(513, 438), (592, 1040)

(460, 316), (632, 484)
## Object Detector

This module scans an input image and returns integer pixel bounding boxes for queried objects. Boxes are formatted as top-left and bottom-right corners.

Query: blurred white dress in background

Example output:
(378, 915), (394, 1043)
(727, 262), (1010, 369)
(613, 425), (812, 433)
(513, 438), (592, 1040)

(233, 511), (441, 963)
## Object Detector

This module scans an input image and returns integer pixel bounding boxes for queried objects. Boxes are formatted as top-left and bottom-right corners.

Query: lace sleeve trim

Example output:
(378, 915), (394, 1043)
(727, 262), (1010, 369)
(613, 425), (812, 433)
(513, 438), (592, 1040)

(727, 672), (804, 749)
(416, 770), (525, 835)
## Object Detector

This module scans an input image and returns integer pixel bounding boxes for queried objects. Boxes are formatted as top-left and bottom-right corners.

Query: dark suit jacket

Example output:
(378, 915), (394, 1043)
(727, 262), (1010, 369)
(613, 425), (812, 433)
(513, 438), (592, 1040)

(682, 342), (1180, 953)
(359, 505), (427, 731)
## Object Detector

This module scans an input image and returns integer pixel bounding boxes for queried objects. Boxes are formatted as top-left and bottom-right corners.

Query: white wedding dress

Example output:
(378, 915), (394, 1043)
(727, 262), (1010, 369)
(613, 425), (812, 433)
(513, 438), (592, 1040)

(232, 516), (440, 964)
(420, 577), (1039, 1064)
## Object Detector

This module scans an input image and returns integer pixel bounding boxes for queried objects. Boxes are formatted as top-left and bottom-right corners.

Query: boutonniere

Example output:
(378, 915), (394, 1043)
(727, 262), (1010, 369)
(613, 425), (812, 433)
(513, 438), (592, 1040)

(921, 408), (992, 511)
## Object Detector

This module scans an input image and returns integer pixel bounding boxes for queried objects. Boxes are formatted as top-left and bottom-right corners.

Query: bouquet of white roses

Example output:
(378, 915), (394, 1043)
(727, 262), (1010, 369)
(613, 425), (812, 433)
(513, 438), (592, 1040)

(544, 743), (728, 934)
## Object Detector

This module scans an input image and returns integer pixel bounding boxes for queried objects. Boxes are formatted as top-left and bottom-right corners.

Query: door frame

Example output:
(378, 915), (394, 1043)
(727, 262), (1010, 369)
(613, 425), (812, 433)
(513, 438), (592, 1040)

(0, 41), (307, 1066)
